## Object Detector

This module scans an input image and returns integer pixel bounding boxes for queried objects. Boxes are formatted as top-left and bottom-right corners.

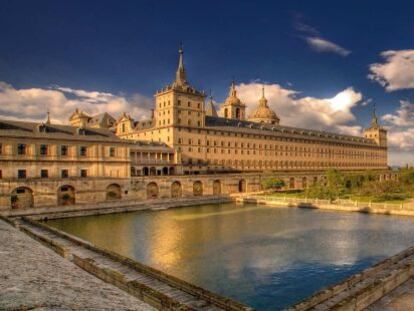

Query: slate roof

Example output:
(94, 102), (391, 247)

(204, 116), (377, 146)
(0, 119), (124, 143)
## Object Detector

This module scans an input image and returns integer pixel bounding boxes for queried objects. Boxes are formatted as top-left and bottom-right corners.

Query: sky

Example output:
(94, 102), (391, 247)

(1, 0), (414, 165)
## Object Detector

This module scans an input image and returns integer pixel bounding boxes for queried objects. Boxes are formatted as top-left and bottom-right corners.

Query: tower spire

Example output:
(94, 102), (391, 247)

(175, 42), (187, 86)
(229, 78), (237, 97)
(371, 103), (379, 127)
(259, 85), (268, 106)
(46, 110), (51, 125)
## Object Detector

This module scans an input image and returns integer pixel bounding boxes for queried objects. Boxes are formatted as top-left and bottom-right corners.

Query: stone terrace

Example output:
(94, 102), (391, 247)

(0, 219), (154, 311)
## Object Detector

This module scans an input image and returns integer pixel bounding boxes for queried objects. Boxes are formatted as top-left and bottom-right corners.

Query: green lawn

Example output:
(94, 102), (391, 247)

(267, 191), (410, 204)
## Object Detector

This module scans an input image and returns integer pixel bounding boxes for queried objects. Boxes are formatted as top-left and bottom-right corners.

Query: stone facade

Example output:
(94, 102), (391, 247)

(1, 170), (355, 209)
(115, 47), (388, 174)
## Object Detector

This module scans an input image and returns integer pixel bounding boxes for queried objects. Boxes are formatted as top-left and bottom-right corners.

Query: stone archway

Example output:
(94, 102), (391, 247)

(238, 179), (246, 193)
(11, 187), (34, 209)
(143, 167), (149, 176)
(213, 180), (221, 195)
(171, 181), (182, 198)
(162, 167), (169, 175)
(193, 181), (203, 196)
(302, 177), (307, 189)
(146, 182), (159, 199)
(289, 177), (295, 189)
(58, 185), (75, 206)
(149, 167), (156, 176)
(106, 184), (122, 200)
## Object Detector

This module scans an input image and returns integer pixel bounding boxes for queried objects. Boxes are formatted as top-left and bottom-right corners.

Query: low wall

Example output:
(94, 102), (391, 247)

(288, 246), (414, 311)
(19, 217), (253, 311)
(241, 196), (414, 217)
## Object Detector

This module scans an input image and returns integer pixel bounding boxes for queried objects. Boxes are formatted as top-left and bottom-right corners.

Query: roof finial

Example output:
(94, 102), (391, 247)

(371, 103), (379, 127)
(230, 78), (237, 97)
(46, 110), (51, 125)
(175, 42), (187, 86)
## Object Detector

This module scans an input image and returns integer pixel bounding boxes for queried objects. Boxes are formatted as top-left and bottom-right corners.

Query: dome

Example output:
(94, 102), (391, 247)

(248, 87), (280, 124)
(223, 81), (244, 107)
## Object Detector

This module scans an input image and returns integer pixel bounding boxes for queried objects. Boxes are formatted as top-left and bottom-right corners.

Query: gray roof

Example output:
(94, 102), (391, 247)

(205, 116), (377, 147)
(0, 119), (124, 143)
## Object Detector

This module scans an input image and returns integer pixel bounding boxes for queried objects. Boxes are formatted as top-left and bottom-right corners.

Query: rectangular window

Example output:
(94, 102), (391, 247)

(40, 144), (48, 156)
(109, 147), (115, 157)
(18, 169), (26, 179)
(0, 169), (2, 178)
(80, 169), (88, 178)
(61, 169), (69, 178)
(40, 169), (48, 178)
(61, 145), (68, 156)
(79, 146), (87, 157)
(0, 143), (2, 155)
(17, 144), (26, 155)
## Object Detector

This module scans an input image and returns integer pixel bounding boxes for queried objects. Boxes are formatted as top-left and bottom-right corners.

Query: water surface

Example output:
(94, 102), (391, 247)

(48, 204), (414, 310)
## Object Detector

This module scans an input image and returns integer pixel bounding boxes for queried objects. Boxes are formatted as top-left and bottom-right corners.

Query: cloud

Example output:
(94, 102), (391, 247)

(368, 50), (414, 91)
(293, 14), (351, 57)
(305, 37), (351, 57)
(381, 100), (414, 157)
(0, 82), (152, 124)
(234, 82), (362, 135)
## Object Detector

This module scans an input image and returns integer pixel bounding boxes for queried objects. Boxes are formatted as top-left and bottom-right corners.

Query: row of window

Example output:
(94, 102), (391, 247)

(178, 146), (386, 159)
(184, 158), (386, 167)
(6, 169), (89, 179)
(157, 100), (202, 109)
(0, 144), (116, 157)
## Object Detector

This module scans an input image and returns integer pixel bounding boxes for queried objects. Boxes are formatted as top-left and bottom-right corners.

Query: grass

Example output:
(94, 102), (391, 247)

(267, 191), (411, 204)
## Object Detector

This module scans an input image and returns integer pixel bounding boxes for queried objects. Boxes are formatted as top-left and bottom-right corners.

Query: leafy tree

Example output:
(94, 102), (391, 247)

(261, 177), (285, 190)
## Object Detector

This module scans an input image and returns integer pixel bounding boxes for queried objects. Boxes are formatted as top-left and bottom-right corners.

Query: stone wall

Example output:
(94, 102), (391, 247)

(0, 171), (394, 210)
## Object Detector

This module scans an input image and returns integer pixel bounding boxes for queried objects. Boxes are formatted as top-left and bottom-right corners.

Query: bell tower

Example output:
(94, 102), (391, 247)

(154, 45), (205, 129)
(363, 104), (387, 147)
(220, 80), (246, 120)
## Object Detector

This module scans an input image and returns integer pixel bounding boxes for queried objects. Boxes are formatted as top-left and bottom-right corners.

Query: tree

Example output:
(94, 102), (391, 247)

(261, 177), (285, 190)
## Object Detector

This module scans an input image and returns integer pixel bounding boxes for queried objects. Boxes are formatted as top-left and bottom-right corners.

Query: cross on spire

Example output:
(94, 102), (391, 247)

(175, 42), (187, 86)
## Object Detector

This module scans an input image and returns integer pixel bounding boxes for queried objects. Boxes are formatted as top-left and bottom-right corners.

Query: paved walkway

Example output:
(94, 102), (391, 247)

(0, 219), (155, 311)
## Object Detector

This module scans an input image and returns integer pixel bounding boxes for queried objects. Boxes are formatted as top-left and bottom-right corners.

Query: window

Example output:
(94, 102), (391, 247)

(17, 144), (26, 155)
(109, 147), (115, 157)
(0, 170), (2, 178)
(40, 169), (48, 178)
(188, 101), (191, 107)
(61, 145), (68, 156)
(40, 144), (48, 156)
(79, 146), (87, 157)
(61, 169), (69, 178)
(80, 169), (88, 178)
(18, 169), (26, 179)
(122, 123), (126, 132)
(0, 143), (2, 155)
(177, 100), (181, 106)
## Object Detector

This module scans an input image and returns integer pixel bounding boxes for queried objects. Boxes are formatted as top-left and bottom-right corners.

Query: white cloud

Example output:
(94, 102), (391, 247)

(305, 37), (351, 57)
(0, 82), (152, 124)
(235, 82), (362, 135)
(368, 50), (414, 91)
(381, 100), (414, 160)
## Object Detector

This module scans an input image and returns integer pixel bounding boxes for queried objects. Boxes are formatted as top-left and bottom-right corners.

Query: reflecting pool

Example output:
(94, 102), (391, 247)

(47, 204), (414, 310)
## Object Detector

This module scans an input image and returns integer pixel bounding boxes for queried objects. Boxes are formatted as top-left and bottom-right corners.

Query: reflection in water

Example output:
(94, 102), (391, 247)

(48, 204), (414, 311)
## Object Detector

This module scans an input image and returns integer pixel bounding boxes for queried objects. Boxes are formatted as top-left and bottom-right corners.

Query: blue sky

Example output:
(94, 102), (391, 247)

(1, 0), (414, 165)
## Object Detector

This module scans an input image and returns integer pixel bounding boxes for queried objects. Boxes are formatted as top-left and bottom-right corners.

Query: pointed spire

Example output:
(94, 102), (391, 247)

(371, 103), (379, 127)
(46, 110), (51, 125)
(206, 89), (218, 117)
(174, 42), (187, 86)
(259, 84), (268, 106)
(229, 78), (237, 97)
